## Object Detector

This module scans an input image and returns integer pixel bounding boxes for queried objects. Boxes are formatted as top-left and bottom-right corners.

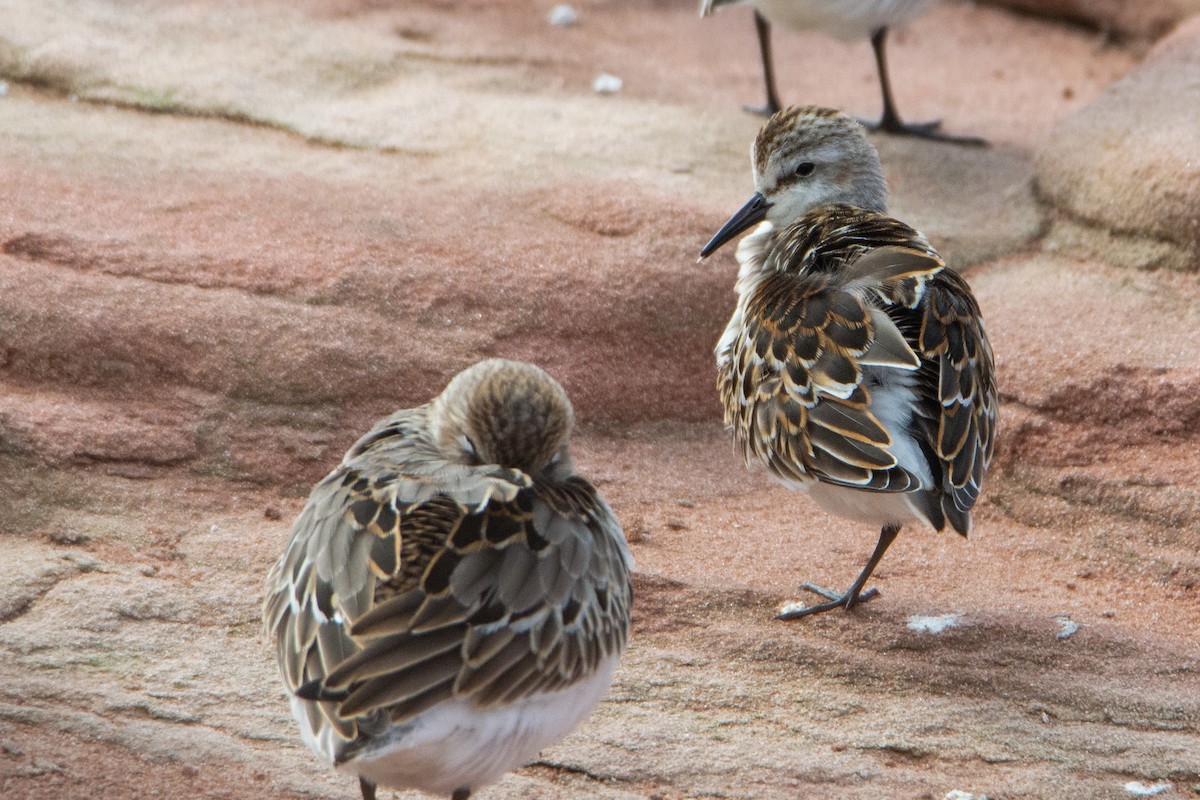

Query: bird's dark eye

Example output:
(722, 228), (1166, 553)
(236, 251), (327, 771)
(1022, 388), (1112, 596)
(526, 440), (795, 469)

(795, 162), (816, 177)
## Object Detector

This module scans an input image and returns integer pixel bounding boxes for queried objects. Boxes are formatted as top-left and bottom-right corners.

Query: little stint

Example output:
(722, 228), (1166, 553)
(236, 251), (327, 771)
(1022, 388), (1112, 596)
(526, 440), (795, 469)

(700, 106), (996, 618)
(263, 359), (633, 798)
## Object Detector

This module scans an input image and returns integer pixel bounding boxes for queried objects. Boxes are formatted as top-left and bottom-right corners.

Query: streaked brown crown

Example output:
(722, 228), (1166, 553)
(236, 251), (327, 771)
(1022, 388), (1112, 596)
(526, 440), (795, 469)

(431, 359), (574, 475)
(752, 106), (886, 214)
(754, 107), (849, 176)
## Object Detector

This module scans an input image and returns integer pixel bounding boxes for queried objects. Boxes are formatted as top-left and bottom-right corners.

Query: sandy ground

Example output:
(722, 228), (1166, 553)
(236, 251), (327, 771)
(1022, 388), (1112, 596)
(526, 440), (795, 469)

(1, 1), (1197, 799)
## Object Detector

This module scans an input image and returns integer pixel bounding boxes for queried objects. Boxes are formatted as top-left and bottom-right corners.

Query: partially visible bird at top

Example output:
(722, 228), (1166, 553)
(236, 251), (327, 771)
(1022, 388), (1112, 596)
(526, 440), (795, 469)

(699, 106), (997, 619)
(263, 358), (633, 799)
(699, 0), (985, 145)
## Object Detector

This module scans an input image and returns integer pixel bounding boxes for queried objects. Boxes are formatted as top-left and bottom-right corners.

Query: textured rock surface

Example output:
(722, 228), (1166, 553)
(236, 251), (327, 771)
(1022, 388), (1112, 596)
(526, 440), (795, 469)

(1035, 16), (1200, 270)
(1, 2), (1197, 800)
(979, 0), (1200, 39)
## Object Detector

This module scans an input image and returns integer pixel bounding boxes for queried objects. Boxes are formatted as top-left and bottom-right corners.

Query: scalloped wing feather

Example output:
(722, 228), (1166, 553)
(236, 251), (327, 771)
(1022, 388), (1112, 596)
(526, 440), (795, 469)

(718, 205), (995, 519)
(916, 270), (998, 535)
(724, 268), (909, 489)
(263, 416), (632, 762)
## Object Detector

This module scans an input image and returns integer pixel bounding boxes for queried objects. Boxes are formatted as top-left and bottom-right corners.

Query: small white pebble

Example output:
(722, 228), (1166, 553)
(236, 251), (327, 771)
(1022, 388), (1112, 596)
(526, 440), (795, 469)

(1124, 781), (1171, 796)
(1056, 616), (1081, 639)
(945, 791), (989, 800)
(907, 613), (962, 634)
(62, 552), (99, 570)
(548, 4), (578, 26)
(0, 82), (8, 97)
(592, 73), (623, 94)
(210, 523), (219, 534)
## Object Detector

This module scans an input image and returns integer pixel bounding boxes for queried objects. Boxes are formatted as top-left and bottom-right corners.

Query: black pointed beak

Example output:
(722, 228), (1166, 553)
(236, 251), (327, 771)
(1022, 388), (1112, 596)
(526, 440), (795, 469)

(699, 192), (773, 260)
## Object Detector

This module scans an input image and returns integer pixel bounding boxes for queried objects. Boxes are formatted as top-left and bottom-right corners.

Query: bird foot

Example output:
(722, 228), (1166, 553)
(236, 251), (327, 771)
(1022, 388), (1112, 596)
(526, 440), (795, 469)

(775, 583), (880, 620)
(861, 115), (987, 146)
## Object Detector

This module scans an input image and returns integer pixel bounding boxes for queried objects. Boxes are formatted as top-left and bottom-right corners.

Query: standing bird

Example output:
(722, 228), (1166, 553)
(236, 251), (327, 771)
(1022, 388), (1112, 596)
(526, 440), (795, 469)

(700, 0), (984, 144)
(263, 359), (633, 799)
(699, 106), (996, 619)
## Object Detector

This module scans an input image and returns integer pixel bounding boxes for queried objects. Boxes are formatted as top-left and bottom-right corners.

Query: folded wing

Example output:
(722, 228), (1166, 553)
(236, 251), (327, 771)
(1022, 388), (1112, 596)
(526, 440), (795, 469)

(262, 409), (632, 759)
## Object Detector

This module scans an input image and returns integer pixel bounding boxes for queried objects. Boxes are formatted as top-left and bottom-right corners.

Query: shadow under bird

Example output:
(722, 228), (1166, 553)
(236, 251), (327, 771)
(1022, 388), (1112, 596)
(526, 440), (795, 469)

(263, 359), (633, 799)
(699, 106), (997, 619)
(700, 0), (985, 145)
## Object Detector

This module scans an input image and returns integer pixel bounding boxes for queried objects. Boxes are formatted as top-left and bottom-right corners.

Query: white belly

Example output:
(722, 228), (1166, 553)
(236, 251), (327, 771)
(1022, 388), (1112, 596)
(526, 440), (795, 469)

(294, 656), (620, 797)
(752, 0), (936, 40)
(805, 479), (923, 526)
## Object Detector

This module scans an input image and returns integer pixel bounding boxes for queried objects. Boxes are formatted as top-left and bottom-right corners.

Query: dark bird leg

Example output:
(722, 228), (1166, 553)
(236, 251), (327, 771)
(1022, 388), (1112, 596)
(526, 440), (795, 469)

(776, 524), (901, 620)
(359, 777), (377, 800)
(861, 28), (986, 146)
(452, 789), (471, 800)
(744, 10), (783, 117)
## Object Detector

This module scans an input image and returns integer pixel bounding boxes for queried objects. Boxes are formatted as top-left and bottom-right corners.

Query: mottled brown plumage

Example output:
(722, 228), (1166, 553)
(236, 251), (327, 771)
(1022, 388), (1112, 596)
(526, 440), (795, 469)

(263, 359), (632, 799)
(701, 107), (997, 618)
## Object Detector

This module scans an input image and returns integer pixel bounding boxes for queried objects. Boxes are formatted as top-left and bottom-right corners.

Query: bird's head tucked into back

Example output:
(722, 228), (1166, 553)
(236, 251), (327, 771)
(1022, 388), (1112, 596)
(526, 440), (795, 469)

(430, 359), (575, 478)
(700, 106), (888, 258)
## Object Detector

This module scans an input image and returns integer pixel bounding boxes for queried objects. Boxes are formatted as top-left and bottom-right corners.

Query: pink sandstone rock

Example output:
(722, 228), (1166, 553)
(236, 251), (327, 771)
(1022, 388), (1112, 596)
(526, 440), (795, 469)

(980, 0), (1200, 39)
(0, 4), (1198, 800)
(1035, 16), (1200, 269)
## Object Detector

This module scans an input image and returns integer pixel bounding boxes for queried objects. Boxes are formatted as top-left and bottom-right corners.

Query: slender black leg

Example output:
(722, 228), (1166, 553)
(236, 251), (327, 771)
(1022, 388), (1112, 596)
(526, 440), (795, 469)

(871, 28), (923, 134)
(862, 28), (986, 146)
(451, 789), (471, 800)
(359, 777), (377, 800)
(744, 11), (783, 117)
(776, 524), (901, 620)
